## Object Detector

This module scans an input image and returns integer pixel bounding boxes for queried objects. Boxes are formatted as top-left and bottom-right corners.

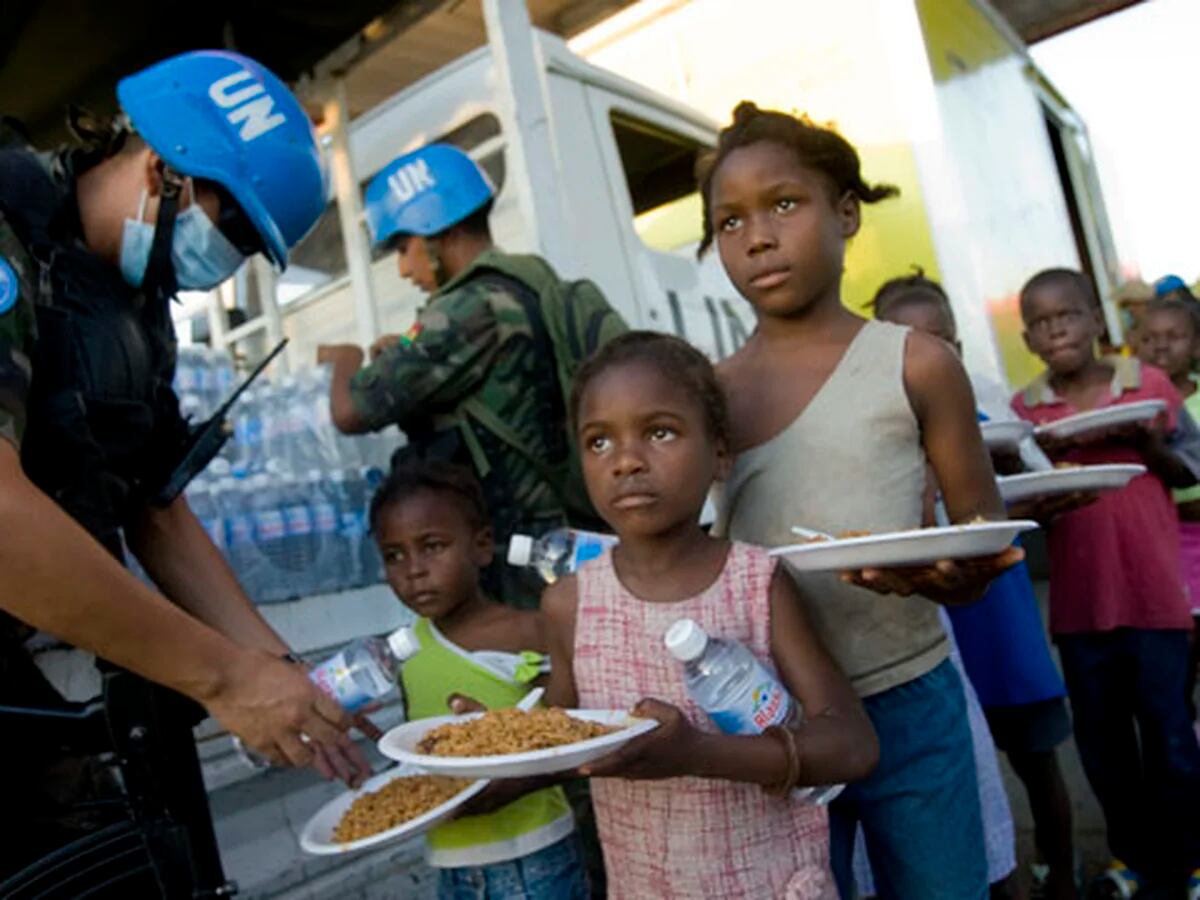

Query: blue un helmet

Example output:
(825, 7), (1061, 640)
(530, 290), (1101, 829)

(1155, 274), (1191, 298)
(116, 50), (327, 269)
(363, 143), (494, 247)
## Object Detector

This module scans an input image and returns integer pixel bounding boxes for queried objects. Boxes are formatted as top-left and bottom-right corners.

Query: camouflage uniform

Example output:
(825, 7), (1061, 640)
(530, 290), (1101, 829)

(350, 248), (573, 609)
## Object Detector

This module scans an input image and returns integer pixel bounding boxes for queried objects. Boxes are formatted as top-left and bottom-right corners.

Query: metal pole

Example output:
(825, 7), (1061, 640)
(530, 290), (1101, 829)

(481, 0), (573, 269)
(207, 282), (230, 351)
(250, 255), (289, 371)
(325, 77), (381, 346)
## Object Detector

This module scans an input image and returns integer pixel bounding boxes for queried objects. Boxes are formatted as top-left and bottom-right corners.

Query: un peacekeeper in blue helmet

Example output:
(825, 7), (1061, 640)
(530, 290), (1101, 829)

(0, 50), (372, 889)
(318, 143), (620, 610)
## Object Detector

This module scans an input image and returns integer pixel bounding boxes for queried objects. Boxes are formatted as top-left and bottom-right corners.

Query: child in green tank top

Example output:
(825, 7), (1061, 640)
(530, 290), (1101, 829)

(369, 459), (587, 899)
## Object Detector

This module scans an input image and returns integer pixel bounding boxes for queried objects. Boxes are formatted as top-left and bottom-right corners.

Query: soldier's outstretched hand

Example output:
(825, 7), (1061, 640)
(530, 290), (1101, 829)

(205, 649), (354, 772)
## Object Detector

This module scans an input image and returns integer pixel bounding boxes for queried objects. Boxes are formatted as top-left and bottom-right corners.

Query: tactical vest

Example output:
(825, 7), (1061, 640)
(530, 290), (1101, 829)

(0, 148), (187, 556)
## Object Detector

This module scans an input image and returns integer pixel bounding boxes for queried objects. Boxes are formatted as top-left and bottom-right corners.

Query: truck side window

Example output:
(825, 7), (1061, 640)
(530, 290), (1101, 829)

(609, 111), (708, 255)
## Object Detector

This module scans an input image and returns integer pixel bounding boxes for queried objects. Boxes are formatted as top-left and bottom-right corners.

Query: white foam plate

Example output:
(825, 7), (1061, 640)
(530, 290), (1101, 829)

(298, 764), (486, 856)
(378, 710), (658, 779)
(771, 520), (1039, 572)
(1033, 399), (1166, 440)
(997, 464), (1146, 503)
(981, 419), (1033, 451)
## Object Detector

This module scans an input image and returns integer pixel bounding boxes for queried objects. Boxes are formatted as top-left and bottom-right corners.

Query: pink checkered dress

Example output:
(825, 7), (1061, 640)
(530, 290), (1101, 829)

(573, 541), (836, 899)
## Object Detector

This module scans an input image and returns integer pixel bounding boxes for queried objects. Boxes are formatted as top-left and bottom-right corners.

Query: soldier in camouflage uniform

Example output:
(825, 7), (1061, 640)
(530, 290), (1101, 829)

(321, 144), (616, 610)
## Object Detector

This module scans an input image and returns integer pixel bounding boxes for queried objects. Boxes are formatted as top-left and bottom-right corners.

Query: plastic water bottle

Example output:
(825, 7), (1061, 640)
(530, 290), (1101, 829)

(358, 467), (387, 584)
(188, 481), (225, 554)
(249, 474), (287, 602)
(308, 469), (342, 594)
(175, 346), (201, 398)
(213, 349), (236, 400)
(221, 477), (258, 597)
(236, 626), (421, 770)
(308, 626), (419, 713)
(507, 528), (619, 583)
(664, 618), (844, 805)
(332, 469), (366, 587)
(261, 388), (285, 473)
(196, 347), (218, 416)
(232, 388), (263, 476)
(280, 475), (317, 597)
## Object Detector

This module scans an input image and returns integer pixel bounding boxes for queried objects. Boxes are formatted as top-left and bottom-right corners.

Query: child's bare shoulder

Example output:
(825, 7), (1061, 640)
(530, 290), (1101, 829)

(902, 327), (968, 396)
(716, 342), (756, 391)
(473, 603), (553, 653)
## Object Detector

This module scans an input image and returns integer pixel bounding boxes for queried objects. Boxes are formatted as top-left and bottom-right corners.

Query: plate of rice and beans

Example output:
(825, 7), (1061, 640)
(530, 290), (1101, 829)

(379, 707), (659, 778)
(300, 765), (485, 855)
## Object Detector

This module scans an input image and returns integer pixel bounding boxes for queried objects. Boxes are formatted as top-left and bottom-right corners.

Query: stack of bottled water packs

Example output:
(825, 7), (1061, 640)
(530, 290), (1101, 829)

(174, 346), (401, 603)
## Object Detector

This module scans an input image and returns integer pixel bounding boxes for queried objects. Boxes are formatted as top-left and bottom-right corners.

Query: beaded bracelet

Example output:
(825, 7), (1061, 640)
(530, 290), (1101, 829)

(762, 724), (802, 797)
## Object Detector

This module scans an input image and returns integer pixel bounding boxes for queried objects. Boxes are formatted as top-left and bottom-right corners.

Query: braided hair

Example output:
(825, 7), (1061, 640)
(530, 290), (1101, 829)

(697, 101), (898, 257)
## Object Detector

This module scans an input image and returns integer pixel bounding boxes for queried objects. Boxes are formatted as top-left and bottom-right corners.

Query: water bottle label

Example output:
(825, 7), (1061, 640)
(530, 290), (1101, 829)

(308, 652), (375, 712)
(284, 505), (313, 536)
(339, 510), (366, 539)
(708, 679), (791, 735)
(572, 534), (615, 570)
(254, 509), (285, 541)
(244, 418), (263, 447)
(228, 513), (254, 547)
(313, 502), (337, 534)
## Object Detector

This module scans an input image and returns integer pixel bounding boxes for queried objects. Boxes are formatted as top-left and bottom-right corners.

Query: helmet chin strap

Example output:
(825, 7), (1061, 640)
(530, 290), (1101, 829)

(427, 237), (449, 289)
(141, 166), (183, 307)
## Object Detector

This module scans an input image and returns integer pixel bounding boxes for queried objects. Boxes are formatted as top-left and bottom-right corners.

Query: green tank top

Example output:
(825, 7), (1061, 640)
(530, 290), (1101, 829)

(1175, 384), (1200, 504)
(400, 618), (572, 858)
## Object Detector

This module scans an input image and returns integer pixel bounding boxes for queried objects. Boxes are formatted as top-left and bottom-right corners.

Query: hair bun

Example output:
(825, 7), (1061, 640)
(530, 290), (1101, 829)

(731, 101), (762, 125)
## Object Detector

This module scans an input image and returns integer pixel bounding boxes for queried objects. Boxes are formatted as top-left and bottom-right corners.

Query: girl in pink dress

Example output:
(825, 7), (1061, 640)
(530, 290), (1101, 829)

(538, 331), (878, 898)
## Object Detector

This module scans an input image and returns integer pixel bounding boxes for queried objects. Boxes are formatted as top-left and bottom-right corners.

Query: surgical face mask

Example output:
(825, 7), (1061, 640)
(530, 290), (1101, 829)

(119, 184), (246, 291)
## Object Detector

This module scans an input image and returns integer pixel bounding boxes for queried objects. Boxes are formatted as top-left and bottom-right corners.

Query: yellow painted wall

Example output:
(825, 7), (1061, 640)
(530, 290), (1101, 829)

(914, 0), (1074, 386)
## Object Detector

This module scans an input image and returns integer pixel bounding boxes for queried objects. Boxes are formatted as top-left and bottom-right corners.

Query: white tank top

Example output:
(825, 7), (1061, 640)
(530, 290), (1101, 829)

(717, 319), (948, 697)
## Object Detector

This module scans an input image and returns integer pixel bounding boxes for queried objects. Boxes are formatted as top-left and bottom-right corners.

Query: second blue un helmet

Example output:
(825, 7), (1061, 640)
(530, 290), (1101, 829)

(117, 50), (328, 270)
(363, 143), (494, 247)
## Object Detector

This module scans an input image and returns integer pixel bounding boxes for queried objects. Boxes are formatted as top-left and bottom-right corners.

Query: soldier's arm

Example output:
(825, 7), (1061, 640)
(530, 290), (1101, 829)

(126, 495), (292, 655)
(0, 440), (354, 768)
(320, 287), (501, 435)
(319, 343), (370, 433)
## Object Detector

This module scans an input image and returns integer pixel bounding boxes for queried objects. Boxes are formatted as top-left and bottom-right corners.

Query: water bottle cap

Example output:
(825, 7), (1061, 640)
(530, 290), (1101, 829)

(387, 626), (420, 662)
(507, 534), (534, 567)
(664, 618), (708, 662)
